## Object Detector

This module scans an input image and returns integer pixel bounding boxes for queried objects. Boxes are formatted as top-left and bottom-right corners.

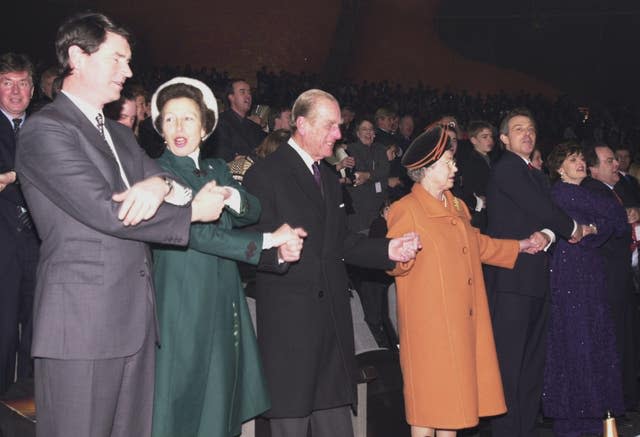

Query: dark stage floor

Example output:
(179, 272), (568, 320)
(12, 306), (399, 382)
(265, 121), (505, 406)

(3, 377), (640, 437)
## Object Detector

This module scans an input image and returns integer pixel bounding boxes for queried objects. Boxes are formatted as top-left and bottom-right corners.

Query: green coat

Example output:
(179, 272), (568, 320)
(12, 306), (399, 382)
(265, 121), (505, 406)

(151, 151), (269, 437)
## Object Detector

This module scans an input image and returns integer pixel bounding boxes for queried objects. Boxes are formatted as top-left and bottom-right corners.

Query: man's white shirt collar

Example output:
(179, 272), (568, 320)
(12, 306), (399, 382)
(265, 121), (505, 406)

(288, 137), (317, 174)
(61, 90), (104, 130)
(0, 109), (25, 126)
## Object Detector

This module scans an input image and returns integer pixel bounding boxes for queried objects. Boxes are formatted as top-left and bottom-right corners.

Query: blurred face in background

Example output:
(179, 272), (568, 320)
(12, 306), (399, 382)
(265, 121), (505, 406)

(470, 128), (494, 155)
(615, 149), (631, 173)
(399, 115), (414, 139)
(356, 120), (375, 145)
(0, 70), (34, 118)
(228, 80), (251, 116)
(446, 129), (458, 156)
(117, 98), (137, 128)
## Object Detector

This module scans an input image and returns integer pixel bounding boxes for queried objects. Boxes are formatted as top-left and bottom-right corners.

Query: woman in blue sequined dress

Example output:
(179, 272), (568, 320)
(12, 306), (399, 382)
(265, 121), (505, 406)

(542, 142), (627, 437)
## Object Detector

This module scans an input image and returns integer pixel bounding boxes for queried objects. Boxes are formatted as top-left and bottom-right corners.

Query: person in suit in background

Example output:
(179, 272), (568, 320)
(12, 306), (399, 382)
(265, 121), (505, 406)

(103, 84), (137, 130)
(206, 79), (266, 161)
(457, 120), (495, 232)
(485, 108), (586, 437)
(243, 89), (420, 437)
(15, 12), (227, 437)
(0, 52), (38, 395)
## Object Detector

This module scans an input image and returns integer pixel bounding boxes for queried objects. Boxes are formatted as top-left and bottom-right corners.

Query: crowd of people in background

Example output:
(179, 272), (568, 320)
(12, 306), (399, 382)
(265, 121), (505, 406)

(3, 10), (640, 437)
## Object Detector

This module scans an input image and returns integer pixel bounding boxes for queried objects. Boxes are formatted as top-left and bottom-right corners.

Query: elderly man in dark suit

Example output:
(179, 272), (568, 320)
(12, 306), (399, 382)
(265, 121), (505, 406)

(243, 89), (420, 437)
(15, 12), (226, 437)
(485, 108), (585, 437)
(0, 52), (38, 395)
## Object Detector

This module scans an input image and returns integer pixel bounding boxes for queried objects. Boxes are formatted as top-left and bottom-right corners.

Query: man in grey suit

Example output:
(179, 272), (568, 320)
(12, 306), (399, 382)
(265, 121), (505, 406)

(15, 12), (226, 437)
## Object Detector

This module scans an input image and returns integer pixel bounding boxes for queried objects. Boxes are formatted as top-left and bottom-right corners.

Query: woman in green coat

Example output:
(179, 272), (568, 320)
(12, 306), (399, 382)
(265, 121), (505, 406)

(149, 77), (305, 437)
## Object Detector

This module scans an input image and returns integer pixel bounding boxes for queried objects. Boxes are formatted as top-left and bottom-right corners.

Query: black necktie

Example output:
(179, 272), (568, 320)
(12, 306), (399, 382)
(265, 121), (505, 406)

(95, 113), (105, 138)
(312, 162), (324, 197)
(12, 118), (21, 136)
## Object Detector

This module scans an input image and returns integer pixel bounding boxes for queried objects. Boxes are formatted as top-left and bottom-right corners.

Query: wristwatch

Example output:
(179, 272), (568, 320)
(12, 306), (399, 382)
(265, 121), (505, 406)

(162, 177), (174, 195)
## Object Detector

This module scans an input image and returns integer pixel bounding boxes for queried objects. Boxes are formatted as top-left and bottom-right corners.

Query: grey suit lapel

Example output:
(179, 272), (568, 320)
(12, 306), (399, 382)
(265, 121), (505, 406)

(54, 95), (124, 190)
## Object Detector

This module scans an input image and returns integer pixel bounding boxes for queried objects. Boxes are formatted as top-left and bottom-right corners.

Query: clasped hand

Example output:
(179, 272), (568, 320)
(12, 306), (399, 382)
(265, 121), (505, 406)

(389, 232), (422, 262)
(0, 171), (16, 192)
(519, 231), (549, 254)
(273, 223), (308, 263)
(113, 177), (229, 225)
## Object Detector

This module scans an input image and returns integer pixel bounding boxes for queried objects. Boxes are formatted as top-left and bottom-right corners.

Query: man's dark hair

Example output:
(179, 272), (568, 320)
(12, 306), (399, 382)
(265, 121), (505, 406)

(153, 83), (216, 135)
(223, 78), (247, 109)
(498, 108), (535, 137)
(467, 120), (493, 139)
(129, 83), (149, 103)
(0, 53), (34, 82)
(268, 107), (290, 131)
(55, 12), (131, 80)
(583, 143), (609, 169)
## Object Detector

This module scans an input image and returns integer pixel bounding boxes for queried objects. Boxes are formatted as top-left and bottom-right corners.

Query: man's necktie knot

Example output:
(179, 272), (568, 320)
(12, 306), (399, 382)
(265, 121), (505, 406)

(12, 118), (22, 136)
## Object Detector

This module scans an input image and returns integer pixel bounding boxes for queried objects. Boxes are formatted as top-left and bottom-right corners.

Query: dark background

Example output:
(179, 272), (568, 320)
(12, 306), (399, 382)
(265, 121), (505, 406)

(2, 0), (639, 105)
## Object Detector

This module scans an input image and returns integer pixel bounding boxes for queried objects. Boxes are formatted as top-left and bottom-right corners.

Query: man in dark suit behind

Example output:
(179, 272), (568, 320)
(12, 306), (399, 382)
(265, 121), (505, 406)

(243, 89), (420, 437)
(583, 145), (638, 411)
(15, 12), (226, 437)
(485, 108), (583, 437)
(205, 78), (266, 161)
(0, 52), (38, 394)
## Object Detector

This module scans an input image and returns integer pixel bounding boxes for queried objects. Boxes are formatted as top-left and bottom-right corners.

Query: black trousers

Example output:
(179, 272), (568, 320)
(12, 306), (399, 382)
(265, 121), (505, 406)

(0, 228), (38, 393)
(490, 292), (549, 437)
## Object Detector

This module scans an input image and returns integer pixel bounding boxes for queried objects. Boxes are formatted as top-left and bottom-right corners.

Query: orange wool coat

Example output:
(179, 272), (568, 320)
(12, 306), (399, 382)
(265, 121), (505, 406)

(387, 184), (519, 429)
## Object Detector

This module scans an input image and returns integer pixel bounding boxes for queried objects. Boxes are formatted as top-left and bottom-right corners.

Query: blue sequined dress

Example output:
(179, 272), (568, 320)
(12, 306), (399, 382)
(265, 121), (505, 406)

(542, 181), (627, 437)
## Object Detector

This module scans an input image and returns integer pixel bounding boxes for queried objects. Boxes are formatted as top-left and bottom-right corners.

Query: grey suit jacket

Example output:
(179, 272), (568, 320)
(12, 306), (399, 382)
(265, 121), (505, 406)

(15, 93), (192, 360)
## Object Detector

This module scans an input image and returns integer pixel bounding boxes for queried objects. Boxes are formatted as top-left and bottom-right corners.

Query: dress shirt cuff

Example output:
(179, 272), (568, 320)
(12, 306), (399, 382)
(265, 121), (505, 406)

(164, 180), (193, 206)
(224, 187), (241, 213)
(540, 228), (556, 252)
(474, 194), (484, 212)
(262, 232), (275, 250)
(262, 233), (287, 264)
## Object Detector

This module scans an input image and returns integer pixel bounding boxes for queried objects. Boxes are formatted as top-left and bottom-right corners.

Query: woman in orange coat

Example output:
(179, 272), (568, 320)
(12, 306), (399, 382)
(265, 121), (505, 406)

(387, 124), (544, 437)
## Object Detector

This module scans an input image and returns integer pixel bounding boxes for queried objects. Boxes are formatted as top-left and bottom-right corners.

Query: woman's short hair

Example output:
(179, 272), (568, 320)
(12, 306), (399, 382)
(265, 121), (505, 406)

(407, 167), (426, 183)
(546, 141), (582, 182)
(153, 83), (216, 135)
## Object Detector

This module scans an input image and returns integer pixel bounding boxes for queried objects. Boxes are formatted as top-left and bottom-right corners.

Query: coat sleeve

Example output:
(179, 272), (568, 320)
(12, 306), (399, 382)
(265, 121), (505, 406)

(16, 114), (191, 244)
(385, 199), (417, 277)
(187, 224), (263, 265)
(493, 160), (574, 238)
(475, 231), (519, 268)
(210, 159), (262, 227)
(243, 162), (289, 273)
